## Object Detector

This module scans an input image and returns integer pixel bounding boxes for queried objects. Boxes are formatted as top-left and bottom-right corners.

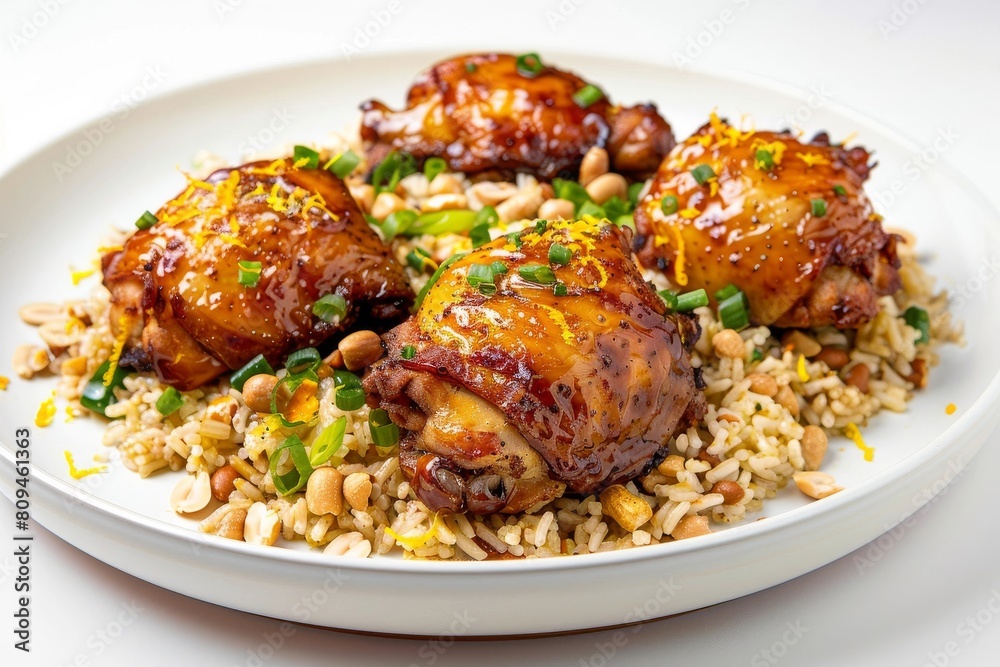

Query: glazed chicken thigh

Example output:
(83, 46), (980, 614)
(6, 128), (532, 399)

(361, 53), (675, 180)
(102, 159), (413, 390)
(364, 219), (706, 514)
(633, 116), (900, 328)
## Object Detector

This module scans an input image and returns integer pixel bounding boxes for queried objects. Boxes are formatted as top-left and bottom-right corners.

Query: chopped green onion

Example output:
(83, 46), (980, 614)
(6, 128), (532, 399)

(230, 354), (274, 392)
(79, 359), (130, 417)
(312, 293), (347, 323)
(381, 209), (418, 240)
(714, 283), (740, 302)
(534, 219), (549, 234)
(506, 232), (524, 249)
(553, 282), (568, 297)
(335, 386), (366, 411)
(573, 84), (604, 109)
(627, 182), (645, 206)
(660, 195), (679, 215)
(489, 260), (508, 275)
(691, 164), (716, 186)
(372, 150), (417, 194)
(237, 260), (262, 287)
(293, 145), (320, 169)
(413, 253), (466, 312)
(616, 214), (636, 230)
(751, 348), (764, 362)
(424, 157), (447, 183)
(155, 386), (185, 416)
(406, 247), (437, 273)
(577, 201), (606, 219)
(270, 435), (313, 496)
(755, 149), (775, 171)
(718, 292), (750, 330)
(401, 345), (416, 360)
(324, 150), (361, 178)
(903, 306), (930, 344)
(553, 178), (591, 211)
(406, 209), (479, 236)
(470, 223), (492, 248)
(515, 52), (544, 78)
(602, 196), (632, 221)
(465, 62), (477, 73)
(833, 184), (847, 198)
(135, 210), (158, 230)
(475, 205), (499, 228)
(811, 198), (827, 217)
(369, 408), (400, 448)
(518, 264), (557, 285)
(285, 347), (321, 375)
(467, 263), (499, 294)
(333, 370), (362, 390)
(309, 416), (348, 467)
(658, 289), (679, 310)
(675, 288), (709, 312)
(548, 243), (572, 265)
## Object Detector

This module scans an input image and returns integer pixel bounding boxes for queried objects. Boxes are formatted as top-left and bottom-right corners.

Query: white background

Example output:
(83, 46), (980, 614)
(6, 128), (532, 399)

(2, 0), (1000, 665)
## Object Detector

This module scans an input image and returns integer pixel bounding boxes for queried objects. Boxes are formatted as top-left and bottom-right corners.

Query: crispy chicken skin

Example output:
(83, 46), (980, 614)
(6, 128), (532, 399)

(102, 159), (413, 390)
(364, 219), (705, 514)
(360, 53), (675, 180)
(633, 116), (901, 328)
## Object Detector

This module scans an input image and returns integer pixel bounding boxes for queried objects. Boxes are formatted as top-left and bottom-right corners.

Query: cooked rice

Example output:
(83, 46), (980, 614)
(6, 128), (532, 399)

(15, 134), (963, 561)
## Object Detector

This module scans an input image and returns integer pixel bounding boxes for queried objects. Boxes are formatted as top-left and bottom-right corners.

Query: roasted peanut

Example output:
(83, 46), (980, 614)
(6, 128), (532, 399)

(18, 302), (63, 326)
(537, 198), (575, 221)
(12, 344), (51, 379)
(599, 484), (653, 532)
(845, 363), (871, 394)
(306, 467), (344, 516)
(422, 193), (468, 213)
(579, 146), (610, 186)
(244, 501), (281, 546)
(801, 425), (828, 471)
(323, 349), (344, 369)
(906, 358), (928, 389)
(241, 374), (280, 413)
(814, 345), (850, 370)
(428, 173), (464, 196)
(584, 172), (627, 205)
(338, 330), (385, 371)
(775, 384), (800, 418)
(711, 480), (746, 505)
(39, 319), (83, 349)
(343, 472), (373, 512)
(746, 372), (778, 397)
(793, 471), (842, 499)
(170, 471), (212, 514)
(370, 192), (409, 221)
(210, 465), (241, 502)
(468, 181), (518, 206)
(671, 515), (711, 540)
(348, 183), (375, 214)
(495, 186), (545, 223)
(657, 454), (686, 478)
(214, 507), (248, 541)
(782, 330), (822, 357)
(60, 355), (88, 377)
(712, 329), (745, 359)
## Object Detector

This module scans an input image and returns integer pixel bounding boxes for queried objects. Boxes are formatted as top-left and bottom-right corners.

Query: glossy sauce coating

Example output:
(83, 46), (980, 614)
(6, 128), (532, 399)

(361, 53), (675, 179)
(365, 219), (705, 513)
(102, 159), (413, 389)
(634, 116), (900, 328)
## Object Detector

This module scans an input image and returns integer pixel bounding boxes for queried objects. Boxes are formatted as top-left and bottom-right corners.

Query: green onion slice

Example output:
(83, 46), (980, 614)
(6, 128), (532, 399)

(553, 282), (568, 297)
(616, 214), (635, 230)
(577, 201), (606, 219)
(79, 359), (130, 417)
(406, 247), (436, 273)
(518, 264), (557, 285)
(401, 345), (416, 360)
(406, 209), (479, 237)
(755, 149), (775, 171)
(324, 150), (361, 179)
(293, 145), (320, 169)
(285, 347), (321, 375)
(270, 435), (313, 496)
(714, 283), (740, 302)
(675, 288), (709, 312)
(548, 242), (572, 266)
(627, 182), (645, 206)
(369, 408), (401, 448)
(333, 369), (363, 390)
(155, 386), (185, 416)
(489, 260), (508, 275)
(553, 178), (591, 211)
(602, 196), (632, 221)
(573, 84), (604, 109)
(372, 150), (417, 194)
(660, 195), (679, 216)
(135, 210), (158, 230)
(811, 198), (827, 217)
(470, 223), (492, 248)
(515, 52), (544, 78)
(718, 292), (750, 330)
(466, 262), (499, 293)
(309, 416), (348, 467)
(381, 209), (418, 241)
(903, 305), (931, 344)
(833, 184), (847, 198)
(423, 157), (447, 183)
(230, 354), (274, 392)
(412, 253), (466, 312)
(691, 164), (716, 186)
(237, 260), (262, 287)
(475, 205), (499, 228)
(334, 386), (366, 411)
(312, 293), (347, 323)
(465, 62), (477, 73)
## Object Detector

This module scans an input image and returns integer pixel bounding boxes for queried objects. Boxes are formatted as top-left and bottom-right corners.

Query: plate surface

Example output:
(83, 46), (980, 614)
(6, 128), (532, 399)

(1, 50), (998, 636)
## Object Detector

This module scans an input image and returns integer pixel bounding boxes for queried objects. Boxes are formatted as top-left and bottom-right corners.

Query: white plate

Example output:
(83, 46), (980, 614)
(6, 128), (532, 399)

(1, 51), (998, 637)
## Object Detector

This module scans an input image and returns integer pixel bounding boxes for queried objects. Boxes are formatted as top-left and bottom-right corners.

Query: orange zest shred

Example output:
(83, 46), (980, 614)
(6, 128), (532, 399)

(64, 450), (106, 480)
(844, 422), (874, 462)
(70, 267), (95, 285)
(796, 354), (809, 382)
(0, 376), (9, 391)
(667, 225), (688, 287)
(796, 152), (830, 167)
(752, 139), (787, 167)
(386, 513), (442, 550)
(678, 208), (700, 220)
(104, 315), (129, 386)
(35, 392), (57, 427)
(945, 403), (957, 415)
